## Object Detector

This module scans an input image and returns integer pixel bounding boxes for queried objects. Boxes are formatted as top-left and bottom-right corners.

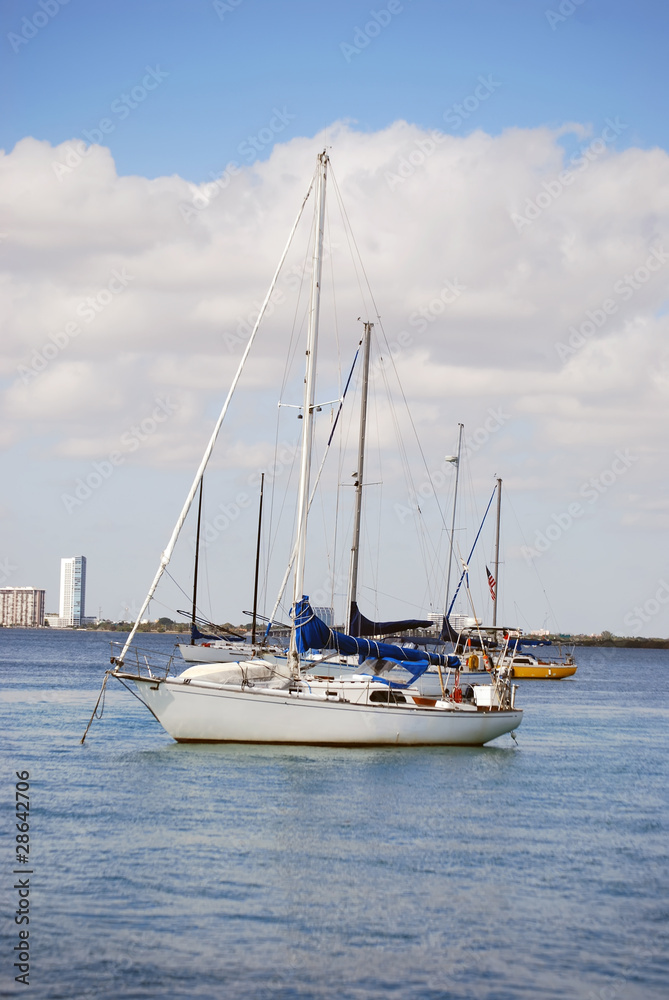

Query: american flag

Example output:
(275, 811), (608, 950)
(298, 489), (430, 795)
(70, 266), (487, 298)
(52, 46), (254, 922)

(486, 566), (496, 601)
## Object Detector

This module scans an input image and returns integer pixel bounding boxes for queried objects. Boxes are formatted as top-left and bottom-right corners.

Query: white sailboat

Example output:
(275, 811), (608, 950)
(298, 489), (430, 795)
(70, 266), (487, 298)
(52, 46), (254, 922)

(86, 152), (522, 746)
(177, 321), (453, 681)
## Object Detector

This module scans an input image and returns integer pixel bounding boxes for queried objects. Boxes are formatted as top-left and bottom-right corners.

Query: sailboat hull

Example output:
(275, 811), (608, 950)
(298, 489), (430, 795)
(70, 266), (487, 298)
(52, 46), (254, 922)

(507, 663), (576, 680)
(497, 652), (577, 679)
(179, 642), (284, 663)
(125, 676), (522, 746)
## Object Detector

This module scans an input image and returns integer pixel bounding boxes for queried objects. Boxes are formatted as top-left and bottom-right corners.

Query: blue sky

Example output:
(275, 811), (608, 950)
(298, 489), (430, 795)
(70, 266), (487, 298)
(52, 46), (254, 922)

(2, 0), (669, 634)
(3, 0), (667, 180)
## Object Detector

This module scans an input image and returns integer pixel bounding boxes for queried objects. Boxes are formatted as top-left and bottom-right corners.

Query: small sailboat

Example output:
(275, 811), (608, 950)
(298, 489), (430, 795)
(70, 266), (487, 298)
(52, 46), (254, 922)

(444, 477), (577, 680)
(83, 152), (522, 746)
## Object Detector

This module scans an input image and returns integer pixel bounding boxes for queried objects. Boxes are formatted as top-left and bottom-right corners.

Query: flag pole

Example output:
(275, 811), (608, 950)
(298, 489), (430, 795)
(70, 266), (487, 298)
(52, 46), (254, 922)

(492, 477), (502, 627)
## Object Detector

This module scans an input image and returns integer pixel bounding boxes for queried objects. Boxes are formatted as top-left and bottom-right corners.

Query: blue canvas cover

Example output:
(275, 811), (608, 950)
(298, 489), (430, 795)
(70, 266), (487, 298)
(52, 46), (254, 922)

(294, 598), (459, 686)
(505, 637), (552, 650)
(439, 616), (495, 650)
(348, 601), (433, 638)
(180, 613), (246, 643)
(190, 622), (223, 641)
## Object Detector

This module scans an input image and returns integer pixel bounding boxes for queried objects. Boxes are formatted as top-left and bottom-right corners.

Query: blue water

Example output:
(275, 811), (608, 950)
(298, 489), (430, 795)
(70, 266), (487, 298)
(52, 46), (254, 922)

(1, 631), (668, 1000)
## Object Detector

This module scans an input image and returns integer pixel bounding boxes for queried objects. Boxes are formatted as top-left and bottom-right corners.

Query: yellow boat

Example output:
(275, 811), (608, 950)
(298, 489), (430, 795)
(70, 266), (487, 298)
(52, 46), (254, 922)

(444, 476), (577, 680)
(501, 652), (577, 680)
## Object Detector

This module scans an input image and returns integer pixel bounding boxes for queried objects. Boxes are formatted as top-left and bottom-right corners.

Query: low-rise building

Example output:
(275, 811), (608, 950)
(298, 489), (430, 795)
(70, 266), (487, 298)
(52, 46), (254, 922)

(46, 613), (97, 628)
(0, 588), (45, 627)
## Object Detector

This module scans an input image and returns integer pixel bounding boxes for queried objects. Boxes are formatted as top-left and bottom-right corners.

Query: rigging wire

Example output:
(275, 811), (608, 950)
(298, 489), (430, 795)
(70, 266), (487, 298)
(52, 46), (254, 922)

(504, 489), (561, 632)
(329, 167), (451, 620)
(325, 184), (343, 398)
(200, 488), (213, 623)
(322, 188), (344, 616)
(330, 165), (448, 528)
(114, 164), (317, 665)
(328, 166), (376, 323)
(164, 568), (196, 606)
(264, 178), (319, 619)
(375, 344), (443, 600)
(452, 458), (485, 615)
(359, 584), (432, 613)
(369, 382), (382, 619)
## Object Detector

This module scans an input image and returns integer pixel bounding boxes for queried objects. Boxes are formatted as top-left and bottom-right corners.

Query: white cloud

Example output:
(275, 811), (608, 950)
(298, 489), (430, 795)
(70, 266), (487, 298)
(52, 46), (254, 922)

(1, 121), (668, 631)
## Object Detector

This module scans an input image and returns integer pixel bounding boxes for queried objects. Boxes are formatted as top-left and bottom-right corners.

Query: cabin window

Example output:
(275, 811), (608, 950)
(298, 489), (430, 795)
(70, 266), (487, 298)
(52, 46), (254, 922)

(369, 690), (406, 704)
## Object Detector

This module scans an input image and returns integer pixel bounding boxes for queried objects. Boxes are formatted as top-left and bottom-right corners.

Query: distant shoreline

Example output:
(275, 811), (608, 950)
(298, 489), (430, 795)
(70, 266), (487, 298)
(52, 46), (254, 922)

(572, 638), (669, 649)
(2, 627), (668, 649)
(0, 627), (191, 636)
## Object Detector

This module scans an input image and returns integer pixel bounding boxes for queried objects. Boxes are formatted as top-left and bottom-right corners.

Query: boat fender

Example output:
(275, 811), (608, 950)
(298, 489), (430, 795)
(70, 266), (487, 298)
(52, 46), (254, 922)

(453, 687), (462, 703)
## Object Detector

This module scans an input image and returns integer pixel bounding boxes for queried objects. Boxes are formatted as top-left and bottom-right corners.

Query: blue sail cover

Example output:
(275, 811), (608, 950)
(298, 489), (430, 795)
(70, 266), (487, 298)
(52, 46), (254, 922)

(190, 622), (222, 641)
(349, 601), (433, 637)
(294, 598), (459, 686)
(177, 610), (248, 643)
(505, 637), (552, 650)
(440, 616), (467, 644)
(189, 622), (246, 642)
(439, 616), (493, 649)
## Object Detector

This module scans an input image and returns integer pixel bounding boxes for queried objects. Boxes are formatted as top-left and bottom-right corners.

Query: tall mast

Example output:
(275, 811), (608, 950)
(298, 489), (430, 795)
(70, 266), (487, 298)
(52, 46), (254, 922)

(190, 478), (204, 644)
(443, 423), (464, 621)
(492, 477), (502, 627)
(251, 473), (265, 646)
(287, 151), (328, 677)
(346, 321), (373, 634)
(112, 176), (315, 670)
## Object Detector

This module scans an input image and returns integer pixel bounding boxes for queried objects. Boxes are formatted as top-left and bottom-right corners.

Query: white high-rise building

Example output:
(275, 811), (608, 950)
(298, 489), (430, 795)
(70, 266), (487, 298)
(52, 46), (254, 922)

(450, 613), (479, 631)
(59, 556), (86, 626)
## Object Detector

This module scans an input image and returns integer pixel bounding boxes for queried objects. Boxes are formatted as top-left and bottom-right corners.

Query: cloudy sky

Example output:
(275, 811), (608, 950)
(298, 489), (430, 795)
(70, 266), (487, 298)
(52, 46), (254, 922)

(2, 0), (668, 636)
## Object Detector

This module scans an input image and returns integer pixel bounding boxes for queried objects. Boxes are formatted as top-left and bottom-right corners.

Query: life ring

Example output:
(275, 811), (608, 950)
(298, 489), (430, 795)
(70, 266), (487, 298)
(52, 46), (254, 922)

(467, 653), (479, 670)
